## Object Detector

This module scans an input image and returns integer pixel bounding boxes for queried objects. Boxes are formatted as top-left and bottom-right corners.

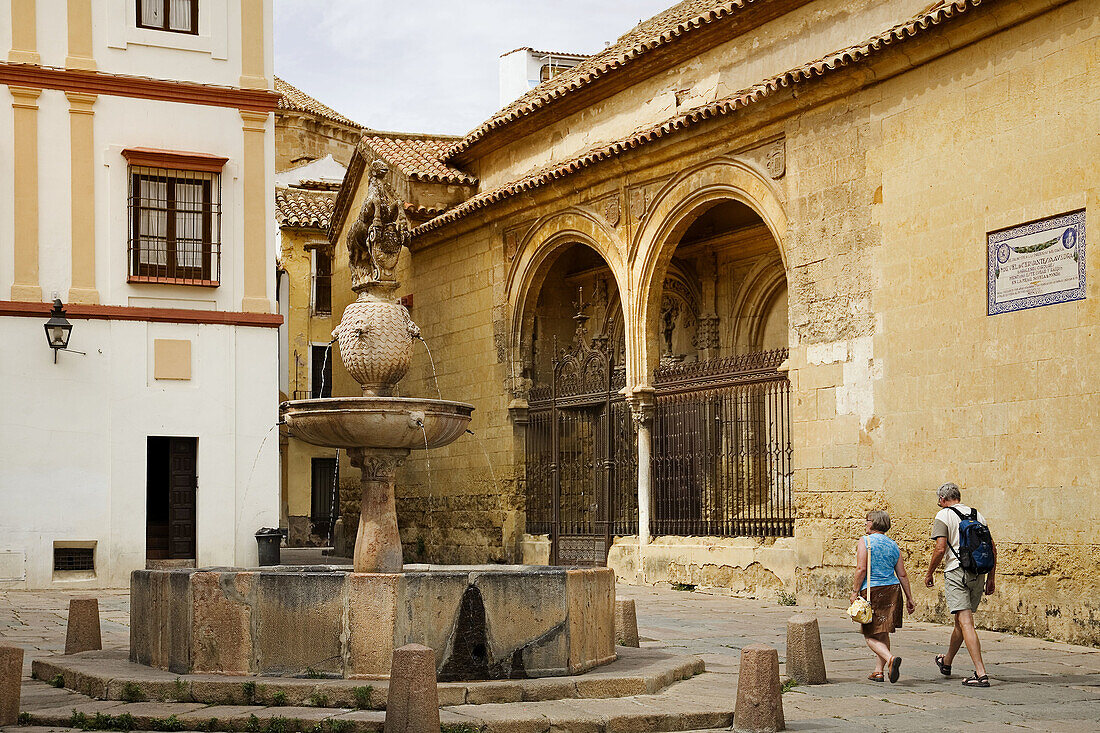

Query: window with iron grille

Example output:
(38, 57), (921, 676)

(128, 166), (221, 285)
(137, 0), (199, 34)
(313, 248), (332, 315)
(54, 547), (95, 572)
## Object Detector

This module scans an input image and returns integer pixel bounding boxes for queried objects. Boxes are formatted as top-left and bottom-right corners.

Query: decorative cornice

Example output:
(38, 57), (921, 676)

(0, 63), (280, 112)
(122, 147), (228, 173)
(0, 300), (282, 328)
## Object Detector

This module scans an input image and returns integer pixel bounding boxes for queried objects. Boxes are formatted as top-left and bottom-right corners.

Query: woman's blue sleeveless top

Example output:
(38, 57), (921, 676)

(862, 533), (900, 589)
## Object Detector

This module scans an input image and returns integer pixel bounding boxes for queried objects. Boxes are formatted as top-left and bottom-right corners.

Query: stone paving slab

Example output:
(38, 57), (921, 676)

(4, 584), (1100, 731)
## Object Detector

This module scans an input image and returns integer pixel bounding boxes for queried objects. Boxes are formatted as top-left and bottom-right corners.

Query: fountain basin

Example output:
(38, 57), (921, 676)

(281, 397), (473, 449)
(130, 565), (615, 680)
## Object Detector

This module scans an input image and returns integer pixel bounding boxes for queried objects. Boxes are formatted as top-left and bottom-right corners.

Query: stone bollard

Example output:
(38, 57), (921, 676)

(785, 615), (827, 684)
(64, 598), (102, 655)
(734, 644), (784, 733)
(383, 643), (439, 733)
(0, 645), (24, 726)
(615, 598), (640, 647)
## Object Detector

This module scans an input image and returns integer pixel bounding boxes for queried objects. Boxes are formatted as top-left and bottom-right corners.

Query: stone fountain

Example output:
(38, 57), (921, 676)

(129, 160), (615, 680)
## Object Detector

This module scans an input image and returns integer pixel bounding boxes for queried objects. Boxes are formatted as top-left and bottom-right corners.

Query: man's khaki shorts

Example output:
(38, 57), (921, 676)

(945, 567), (985, 613)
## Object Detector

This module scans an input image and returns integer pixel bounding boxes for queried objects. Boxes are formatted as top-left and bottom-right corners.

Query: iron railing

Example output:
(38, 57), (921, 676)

(525, 346), (793, 562)
(652, 348), (792, 538)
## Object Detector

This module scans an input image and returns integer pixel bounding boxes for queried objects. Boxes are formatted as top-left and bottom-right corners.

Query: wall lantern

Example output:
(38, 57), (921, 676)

(44, 298), (75, 363)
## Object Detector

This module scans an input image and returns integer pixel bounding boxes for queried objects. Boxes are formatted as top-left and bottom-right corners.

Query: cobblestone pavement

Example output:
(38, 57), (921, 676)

(2, 582), (1098, 731)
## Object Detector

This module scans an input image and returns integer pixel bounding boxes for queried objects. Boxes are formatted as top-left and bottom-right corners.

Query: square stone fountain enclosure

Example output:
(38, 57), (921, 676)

(131, 565), (615, 680)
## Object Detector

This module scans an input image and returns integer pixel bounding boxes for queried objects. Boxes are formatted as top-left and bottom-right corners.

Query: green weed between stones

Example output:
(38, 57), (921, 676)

(670, 582), (696, 592)
(327, 720), (353, 733)
(173, 677), (189, 701)
(200, 718), (220, 732)
(69, 710), (137, 731)
(17, 712), (31, 725)
(150, 714), (185, 731)
(50, 674), (65, 688)
(781, 678), (800, 693)
(776, 591), (797, 606)
(242, 680), (257, 704)
(351, 685), (373, 710)
(303, 667), (323, 679)
(120, 681), (146, 703)
(308, 691), (329, 707)
(440, 725), (481, 733)
(270, 690), (289, 706)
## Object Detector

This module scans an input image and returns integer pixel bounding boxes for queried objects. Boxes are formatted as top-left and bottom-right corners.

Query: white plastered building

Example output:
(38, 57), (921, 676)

(0, 0), (280, 588)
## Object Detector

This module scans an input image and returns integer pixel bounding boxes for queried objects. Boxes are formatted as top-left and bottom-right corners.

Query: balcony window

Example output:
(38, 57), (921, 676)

(127, 165), (221, 285)
(137, 0), (198, 34)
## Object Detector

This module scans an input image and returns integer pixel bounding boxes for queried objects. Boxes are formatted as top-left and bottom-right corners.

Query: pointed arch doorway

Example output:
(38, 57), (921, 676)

(522, 243), (637, 566)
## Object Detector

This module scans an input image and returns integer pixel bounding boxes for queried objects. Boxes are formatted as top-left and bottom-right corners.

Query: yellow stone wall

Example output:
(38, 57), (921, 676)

(333, 0), (1099, 642)
(279, 225), (338, 544)
(275, 113), (360, 172)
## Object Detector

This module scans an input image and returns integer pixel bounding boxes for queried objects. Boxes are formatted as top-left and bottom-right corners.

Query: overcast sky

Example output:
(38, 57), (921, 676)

(273, 1), (673, 137)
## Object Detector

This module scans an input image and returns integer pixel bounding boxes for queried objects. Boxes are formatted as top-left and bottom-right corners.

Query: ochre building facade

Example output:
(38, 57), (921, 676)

(330, 0), (1099, 643)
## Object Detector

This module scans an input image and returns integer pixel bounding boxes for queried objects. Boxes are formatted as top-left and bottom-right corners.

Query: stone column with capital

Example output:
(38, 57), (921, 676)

(347, 447), (409, 573)
(629, 389), (655, 547)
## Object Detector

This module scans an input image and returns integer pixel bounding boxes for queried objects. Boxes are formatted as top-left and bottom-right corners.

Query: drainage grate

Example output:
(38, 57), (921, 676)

(54, 547), (95, 571)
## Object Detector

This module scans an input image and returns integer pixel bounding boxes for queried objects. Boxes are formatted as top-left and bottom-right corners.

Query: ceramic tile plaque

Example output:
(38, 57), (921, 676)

(988, 209), (1086, 315)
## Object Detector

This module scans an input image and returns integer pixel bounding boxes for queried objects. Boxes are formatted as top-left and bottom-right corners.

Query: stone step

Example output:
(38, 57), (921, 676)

(31, 647), (702, 710)
(18, 673), (735, 733)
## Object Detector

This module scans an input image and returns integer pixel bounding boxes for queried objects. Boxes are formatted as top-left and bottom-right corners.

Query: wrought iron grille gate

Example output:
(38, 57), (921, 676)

(525, 328), (635, 566)
(526, 340), (792, 566)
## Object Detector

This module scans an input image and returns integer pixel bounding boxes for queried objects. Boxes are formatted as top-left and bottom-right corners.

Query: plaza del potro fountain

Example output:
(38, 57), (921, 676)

(127, 160), (615, 680)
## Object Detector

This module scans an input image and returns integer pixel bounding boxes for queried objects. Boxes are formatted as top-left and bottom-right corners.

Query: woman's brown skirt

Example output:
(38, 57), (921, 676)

(861, 583), (903, 636)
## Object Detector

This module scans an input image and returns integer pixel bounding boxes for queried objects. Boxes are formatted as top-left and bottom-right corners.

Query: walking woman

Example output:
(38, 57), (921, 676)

(851, 510), (916, 682)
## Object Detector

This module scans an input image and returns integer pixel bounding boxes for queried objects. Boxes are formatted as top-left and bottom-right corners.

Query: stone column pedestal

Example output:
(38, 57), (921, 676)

(65, 598), (101, 655)
(384, 643), (440, 733)
(348, 447), (409, 573)
(786, 615), (827, 684)
(0, 645), (23, 725)
(734, 643), (784, 732)
(615, 598), (640, 647)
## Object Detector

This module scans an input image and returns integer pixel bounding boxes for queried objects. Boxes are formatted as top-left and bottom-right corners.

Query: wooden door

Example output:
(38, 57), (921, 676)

(167, 437), (197, 559)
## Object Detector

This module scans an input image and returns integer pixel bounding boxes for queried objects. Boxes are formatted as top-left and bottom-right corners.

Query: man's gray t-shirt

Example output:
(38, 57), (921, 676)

(930, 503), (988, 573)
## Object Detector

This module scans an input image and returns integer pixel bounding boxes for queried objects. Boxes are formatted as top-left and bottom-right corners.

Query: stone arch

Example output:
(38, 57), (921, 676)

(629, 158), (789, 385)
(727, 255), (787, 353)
(506, 209), (629, 397)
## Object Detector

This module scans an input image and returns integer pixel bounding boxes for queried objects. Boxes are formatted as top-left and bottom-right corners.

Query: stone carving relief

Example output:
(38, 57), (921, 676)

(628, 187), (647, 220)
(766, 140), (786, 179)
(602, 196), (621, 227)
(347, 448), (405, 481)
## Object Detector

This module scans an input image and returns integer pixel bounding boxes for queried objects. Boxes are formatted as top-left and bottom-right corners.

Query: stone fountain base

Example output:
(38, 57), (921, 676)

(130, 565), (615, 680)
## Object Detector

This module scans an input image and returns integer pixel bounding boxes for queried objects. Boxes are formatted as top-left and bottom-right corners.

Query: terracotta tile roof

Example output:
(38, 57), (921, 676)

(415, 0), (988, 237)
(447, 0), (758, 159)
(361, 133), (478, 185)
(274, 76), (361, 128)
(276, 186), (338, 230)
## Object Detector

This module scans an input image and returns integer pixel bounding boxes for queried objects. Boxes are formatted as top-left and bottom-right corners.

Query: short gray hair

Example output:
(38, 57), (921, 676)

(866, 510), (891, 532)
(938, 482), (961, 502)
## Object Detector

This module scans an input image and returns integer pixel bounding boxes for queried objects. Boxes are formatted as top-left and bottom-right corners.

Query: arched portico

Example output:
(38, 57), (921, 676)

(625, 158), (792, 548)
(630, 158), (790, 387)
(506, 210), (630, 398)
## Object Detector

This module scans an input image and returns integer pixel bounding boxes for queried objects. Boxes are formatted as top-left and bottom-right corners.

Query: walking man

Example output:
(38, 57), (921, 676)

(925, 482), (996, 687)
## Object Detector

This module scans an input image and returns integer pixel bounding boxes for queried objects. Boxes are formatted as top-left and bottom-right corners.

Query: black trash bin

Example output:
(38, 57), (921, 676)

(255, 527), (282, 566)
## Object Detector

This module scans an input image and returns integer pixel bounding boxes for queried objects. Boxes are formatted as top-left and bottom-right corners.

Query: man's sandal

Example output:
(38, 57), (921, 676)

(935, 654), (952, 676)
(888, 656), (902, 683)
(867, 672), (884, 682)
(962, 674), (990, 688)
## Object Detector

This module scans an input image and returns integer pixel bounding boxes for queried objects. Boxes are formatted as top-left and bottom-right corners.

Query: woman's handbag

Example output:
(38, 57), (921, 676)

(847, 537), (873, 624)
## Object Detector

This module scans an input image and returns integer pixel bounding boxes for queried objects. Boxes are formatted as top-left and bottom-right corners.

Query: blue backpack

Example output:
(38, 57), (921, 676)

(948, 506), (995, 575)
